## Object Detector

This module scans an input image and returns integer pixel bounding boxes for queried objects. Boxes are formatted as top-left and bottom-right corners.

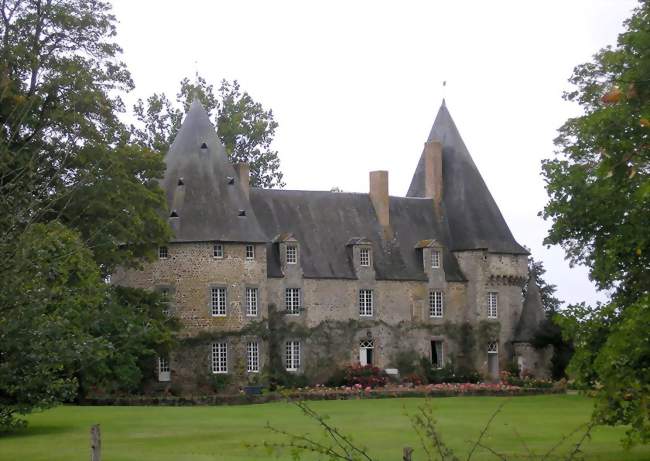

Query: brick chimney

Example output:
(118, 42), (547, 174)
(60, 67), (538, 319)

(233, 163), (250, 199)
(423, 140), (443, 208)
(369, 170), (390, 228)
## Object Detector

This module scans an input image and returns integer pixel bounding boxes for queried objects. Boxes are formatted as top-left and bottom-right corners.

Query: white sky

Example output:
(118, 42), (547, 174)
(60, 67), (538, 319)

(111, 0), (638, 306)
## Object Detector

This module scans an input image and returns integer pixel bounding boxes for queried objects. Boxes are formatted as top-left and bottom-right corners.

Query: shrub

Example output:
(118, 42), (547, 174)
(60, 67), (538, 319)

(393, 349), (421, 376)
(209, 374), (231, 393)
(420, 358), (481, 384)
(342, 364), (387, 388)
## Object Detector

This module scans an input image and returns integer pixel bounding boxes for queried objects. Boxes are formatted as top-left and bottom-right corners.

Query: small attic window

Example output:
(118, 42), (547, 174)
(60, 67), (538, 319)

(170, 210), (179, 218)
(177, 178), (184, 186)
(227, 176), (235, 185)
(238, 209), (246, 217)
(200, 142), (208, 149)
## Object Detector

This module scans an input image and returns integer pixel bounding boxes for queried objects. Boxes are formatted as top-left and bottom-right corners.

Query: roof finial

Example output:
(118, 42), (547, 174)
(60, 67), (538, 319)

(442, 80), (447, 106)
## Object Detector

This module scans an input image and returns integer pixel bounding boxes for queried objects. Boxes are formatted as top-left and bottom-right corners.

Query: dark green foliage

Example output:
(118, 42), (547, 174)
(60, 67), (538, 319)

(133, 75), (285, 188)
(419, 359), (482, 385)
(209, 374), (232, 393)
(527, 257), (563, 315)
(392, 349), (421, 376)
(541, 1), (650, 445)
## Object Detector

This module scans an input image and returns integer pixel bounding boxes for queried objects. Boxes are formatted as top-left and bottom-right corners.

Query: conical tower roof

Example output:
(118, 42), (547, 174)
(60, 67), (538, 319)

(162, 100), (267, 243)
(514, 277), (546, 343)
(407, 102), (527, 254)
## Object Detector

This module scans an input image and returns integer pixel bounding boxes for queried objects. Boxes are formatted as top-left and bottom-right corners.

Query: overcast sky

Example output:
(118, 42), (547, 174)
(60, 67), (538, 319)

(111, 0), (638, 306)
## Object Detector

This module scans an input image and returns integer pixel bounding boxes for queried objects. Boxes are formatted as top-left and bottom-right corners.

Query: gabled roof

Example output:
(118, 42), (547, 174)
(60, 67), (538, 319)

(407, 102), (528, 255)
(162, 100), (267, 243)
(250, 189), (465, 281)
(514, 277), (547, 343)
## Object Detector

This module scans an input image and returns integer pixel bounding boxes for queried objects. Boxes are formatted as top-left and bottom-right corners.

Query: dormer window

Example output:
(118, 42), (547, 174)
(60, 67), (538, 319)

(213, 243), (224, 258)
(286, 245), (297, 264)
(245, 244), (255, 260)
(158, 246), (168, 259)
(431, 249), (441, 268)
(360, 248), (370, 267)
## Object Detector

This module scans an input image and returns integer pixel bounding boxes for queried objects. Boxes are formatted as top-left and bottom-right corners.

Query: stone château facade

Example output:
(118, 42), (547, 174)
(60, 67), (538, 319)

(113, 99), (549, 391)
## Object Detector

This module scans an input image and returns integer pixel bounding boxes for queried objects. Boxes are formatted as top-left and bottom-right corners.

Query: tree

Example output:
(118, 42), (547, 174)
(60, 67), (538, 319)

(525, 258), (573, 380)
(133, 75), (285, 188)
(541, 0), (650, 445)
(0, 0), (173, 429)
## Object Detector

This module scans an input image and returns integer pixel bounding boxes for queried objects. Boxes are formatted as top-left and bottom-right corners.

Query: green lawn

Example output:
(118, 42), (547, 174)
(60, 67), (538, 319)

(0, 395), (648, 461)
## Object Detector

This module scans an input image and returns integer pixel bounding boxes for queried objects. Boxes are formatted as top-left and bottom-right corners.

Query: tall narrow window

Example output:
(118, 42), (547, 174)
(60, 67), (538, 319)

(359, 247), (370, 267)
(429, 290), (443, 318)
(160, 288), (171, 316)
(211, 287), (227, 316)
(246, 287), (258, 316)
(158, 356), (171, 381)
(286, 245), (297, 264)
(247, 341), (259, 373)
(285, 341), (300, 371)
(359, 289), (373, 316)
(211, 342), (227, 373)
(431, 249), (441, 268)
(213, 243), (224, 258)
(285, 288), (301, 315)
(245, 244), (255, 260)
(158, 246), (168, 259)
(487, 292), (498, 318)
(431, 340), (444, 369)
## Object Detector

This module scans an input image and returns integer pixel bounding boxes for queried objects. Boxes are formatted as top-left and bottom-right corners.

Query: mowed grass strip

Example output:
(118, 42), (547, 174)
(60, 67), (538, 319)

(1, 395), (648, 461)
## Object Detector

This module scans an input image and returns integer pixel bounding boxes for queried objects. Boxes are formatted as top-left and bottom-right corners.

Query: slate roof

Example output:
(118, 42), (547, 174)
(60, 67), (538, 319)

(407, 102), (528, 255)
(250, 189), (465, 281)
(163, 100), (267, 243)
(514, 277), (546, 343)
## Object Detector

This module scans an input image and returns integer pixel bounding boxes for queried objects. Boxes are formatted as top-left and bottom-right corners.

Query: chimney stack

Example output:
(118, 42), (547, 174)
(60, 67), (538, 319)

(233, 163), (250, 199)
(423, 140), (443, 208)
(369, 170), (390, 228)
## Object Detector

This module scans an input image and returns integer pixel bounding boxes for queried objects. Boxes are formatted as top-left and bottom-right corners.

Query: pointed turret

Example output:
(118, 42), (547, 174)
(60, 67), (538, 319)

(514, 277), (547, 343)
(407, 102), (527, 254)
(162, 100), (267, 243)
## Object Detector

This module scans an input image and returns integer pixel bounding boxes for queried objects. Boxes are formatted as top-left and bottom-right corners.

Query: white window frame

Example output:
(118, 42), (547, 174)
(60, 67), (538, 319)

(359, 247), (370, 267)
(246, 287), (258, 317)
(245, 244), (255, 260)
(211, 342), (228, 374)
(158, 246), (168, 259)
(487, 292), (498, 319)
(247, 341), (259, 373)
(286, 245), (297, 264)
(359, 289), (374, 317)
(285, 288), (301, 315)
(429, 290), (443, 318)
(160, 287), (171, 316)
(431, 249), (441, 269)
(211, 287), (227, 316)
(431, 340), (444, 369)
(213, 243), (224, 259)
(285, 340), (300, 371)
(487, 341), (499, 354)
(158, 356), (171, 381)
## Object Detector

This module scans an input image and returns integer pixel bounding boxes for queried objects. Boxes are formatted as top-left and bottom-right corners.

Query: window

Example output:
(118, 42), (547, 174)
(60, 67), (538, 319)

(359, 339), (374, 366)
(247, 341), (259, 373)
(213, 243), (224, 258)
(285, 341), (300, 371)
(359, 289), (373, 316)
(211, 342), (227, 373)
(245, 244), (255, 260)
(158, 356), (170, 381)
(286, 245), (297, 264)
(431, 249), (441, 268)
(246, 287), (258, 316)
(285, 288), (301, 315)
(487, 342), (499, 354)
(429, 290), (443, 318)
(487, 292), (498, 318)
(158, 246), (168, 259)
(211, 287), (227, 316)
(431, 340), (444, 369)
(359, 247), (370, 267)
(160, 288), (171, 316)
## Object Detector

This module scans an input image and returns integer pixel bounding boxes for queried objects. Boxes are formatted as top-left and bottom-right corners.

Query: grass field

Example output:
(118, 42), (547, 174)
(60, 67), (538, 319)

(1, 395), (648, 461)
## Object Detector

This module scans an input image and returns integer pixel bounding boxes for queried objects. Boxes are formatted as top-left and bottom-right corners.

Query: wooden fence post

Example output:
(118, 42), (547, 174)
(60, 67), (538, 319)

(403, 446), (413, 461)
(90, 424), (101, 461)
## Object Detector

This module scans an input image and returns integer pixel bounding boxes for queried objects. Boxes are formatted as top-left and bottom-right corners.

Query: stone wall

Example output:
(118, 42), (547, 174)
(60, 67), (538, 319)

(114, 242), (533, 391)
